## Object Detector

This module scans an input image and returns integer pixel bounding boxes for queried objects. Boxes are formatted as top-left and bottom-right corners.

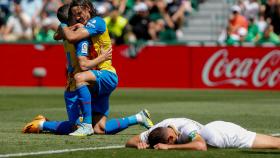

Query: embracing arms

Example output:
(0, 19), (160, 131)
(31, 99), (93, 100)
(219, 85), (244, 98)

(78, 46), (112, 71)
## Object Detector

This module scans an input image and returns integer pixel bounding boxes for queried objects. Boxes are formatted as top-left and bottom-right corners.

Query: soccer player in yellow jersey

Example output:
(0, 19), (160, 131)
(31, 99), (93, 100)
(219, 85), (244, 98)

(22, 3), (154, 136)
(58, 0), (154, 136)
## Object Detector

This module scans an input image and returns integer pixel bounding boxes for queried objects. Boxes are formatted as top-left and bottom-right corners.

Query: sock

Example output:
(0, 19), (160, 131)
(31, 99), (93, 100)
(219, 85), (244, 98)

(43, 121), (74, 135)
(105, 118), (129, 134)
(127, 114), (142, 125)
(76, 85), (92, 124)
(64, 91), (80, 124)
(39, 120), (45, 130)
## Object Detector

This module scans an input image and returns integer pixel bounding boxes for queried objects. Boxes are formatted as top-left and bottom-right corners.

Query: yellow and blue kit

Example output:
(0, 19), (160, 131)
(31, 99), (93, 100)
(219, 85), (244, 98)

(84, 16), (116, 73)
(64, 40), (81, 92)
(77, 16), (118, 117)
(76, 37), (117, 116)
(64, 40), (92, 124)
(40, 17), (138, 135)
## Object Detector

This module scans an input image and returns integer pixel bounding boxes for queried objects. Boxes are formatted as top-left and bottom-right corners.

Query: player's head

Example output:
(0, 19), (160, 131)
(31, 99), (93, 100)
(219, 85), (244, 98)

(57, 4), (76, 26)
(70, 0), (97, 25)
(57, 4), (70, 24)
(148, 127), (177, 148)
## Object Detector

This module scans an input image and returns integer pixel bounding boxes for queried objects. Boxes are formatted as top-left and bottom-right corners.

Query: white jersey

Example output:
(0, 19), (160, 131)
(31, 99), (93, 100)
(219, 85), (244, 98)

(200, 121), (256, 148)
(140, 118), (204, 144)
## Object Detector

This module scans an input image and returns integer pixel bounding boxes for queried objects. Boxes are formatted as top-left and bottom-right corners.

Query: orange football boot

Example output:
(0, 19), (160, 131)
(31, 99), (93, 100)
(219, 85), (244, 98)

(22, 115), (48, 133)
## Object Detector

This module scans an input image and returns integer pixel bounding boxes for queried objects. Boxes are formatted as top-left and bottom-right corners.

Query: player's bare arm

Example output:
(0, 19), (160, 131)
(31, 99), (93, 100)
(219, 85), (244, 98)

(62, 26), (90, 43)
(79, 47), (112, 70)
(126, 135), (150, 149)
(55, 24), (81, 41)
(154, 134), (207, 151)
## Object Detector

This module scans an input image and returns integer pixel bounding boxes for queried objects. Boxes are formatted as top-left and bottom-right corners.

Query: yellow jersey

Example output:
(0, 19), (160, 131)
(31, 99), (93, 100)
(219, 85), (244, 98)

(63, 40), (81, 91)
(84, 16), (116, 74)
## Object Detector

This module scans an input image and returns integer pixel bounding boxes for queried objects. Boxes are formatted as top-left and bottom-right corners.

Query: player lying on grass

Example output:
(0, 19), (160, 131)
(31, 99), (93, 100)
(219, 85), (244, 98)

(126, 118), (280, 150)
(22, 4), (153, 136)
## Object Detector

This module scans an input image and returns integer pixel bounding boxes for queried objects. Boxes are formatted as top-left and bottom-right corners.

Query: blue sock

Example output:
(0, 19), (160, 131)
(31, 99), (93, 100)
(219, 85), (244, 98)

(105, 118), (129, 134)
(127, 115), (138, 125)
(43, 121), (74, 135)
(64, 91), (80, 124)
(77, 85), (92, 124)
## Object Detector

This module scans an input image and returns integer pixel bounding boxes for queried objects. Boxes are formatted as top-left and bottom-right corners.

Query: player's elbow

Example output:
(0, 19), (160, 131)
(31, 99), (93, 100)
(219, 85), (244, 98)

(125, 141), (134, 148)
(80, 66), (88, 71)
(125, 139), (137, 148)
(64, 32), (78, 43)
(194, 142), (207, 151)
(79, 61), (90, 70)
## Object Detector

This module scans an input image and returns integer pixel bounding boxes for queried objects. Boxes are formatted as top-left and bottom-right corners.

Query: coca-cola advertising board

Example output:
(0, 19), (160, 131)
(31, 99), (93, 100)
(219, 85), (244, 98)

(191, 47), (280, 90)
(0, 44), (279, 90)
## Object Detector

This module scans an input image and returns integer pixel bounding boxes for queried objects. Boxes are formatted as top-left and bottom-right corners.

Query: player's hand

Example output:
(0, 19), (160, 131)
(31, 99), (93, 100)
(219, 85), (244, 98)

(153, 143), (169, 150)
(137, 142), (149, 149)
(73, 23), (84, 28)
(100, 46), (112, 61)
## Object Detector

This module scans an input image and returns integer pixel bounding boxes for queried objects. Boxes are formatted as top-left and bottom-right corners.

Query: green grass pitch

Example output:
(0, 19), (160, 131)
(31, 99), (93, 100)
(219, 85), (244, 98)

(1, 87), (280, 158)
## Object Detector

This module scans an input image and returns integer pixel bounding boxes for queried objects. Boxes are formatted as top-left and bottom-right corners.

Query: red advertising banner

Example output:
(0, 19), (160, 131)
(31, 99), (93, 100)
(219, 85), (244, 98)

(191, 47), (280, 90)
(0, 44), (66, 87)
(113, 45), (191, 88)
(0, 44), (279, 90)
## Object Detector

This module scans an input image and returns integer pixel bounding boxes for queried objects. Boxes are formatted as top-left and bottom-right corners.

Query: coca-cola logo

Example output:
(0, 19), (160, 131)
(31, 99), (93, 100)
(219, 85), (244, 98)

(202, 49), (280, 87)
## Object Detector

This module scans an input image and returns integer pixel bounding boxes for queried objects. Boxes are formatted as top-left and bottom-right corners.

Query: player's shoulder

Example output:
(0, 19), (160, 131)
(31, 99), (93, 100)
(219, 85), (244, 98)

(75, 38), (91, 48)
(87, 16), (105, 25)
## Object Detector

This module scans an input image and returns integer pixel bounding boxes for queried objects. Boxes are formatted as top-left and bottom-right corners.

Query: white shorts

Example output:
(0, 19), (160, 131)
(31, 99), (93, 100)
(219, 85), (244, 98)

(200, 121), (256, 148)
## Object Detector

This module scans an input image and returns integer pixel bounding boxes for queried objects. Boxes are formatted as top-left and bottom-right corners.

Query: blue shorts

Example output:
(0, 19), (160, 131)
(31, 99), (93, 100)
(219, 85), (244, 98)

(90, 70), (118, 116)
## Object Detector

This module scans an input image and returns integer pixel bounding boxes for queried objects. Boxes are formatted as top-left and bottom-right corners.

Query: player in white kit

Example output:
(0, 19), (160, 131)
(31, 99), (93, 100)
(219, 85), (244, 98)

(126, 118), (280, 150)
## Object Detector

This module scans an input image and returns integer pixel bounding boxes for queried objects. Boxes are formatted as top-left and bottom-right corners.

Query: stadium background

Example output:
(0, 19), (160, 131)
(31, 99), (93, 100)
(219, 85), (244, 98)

(0, 0), (280, 158)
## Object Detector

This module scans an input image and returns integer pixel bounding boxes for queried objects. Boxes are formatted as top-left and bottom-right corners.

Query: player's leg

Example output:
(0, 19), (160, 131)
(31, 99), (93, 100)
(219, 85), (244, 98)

(93, 94), (153, 134)
(92, 70), (154, 134)
(42, 121), (75, 135)
(64, 91), (80, 125)
(22, 115), (75, 135)
(104, 110), (154, 134)
(43, 91), (80, 135)
(75, 71), (96, 124)
(70, 71), (95, 136)
(92, 112), (154, 135)
(251, 134), (280, 149)
(92, 113), (107, 134)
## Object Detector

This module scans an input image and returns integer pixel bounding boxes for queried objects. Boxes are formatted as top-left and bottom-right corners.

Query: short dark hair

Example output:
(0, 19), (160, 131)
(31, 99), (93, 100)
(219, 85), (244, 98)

(70, 0), (97, 18)
(148, 127), (169, 148)
(57, 4), (70, 24)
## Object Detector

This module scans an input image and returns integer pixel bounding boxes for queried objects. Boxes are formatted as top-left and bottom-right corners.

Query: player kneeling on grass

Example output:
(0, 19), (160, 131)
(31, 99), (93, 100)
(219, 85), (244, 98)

(22, 3), (154, 136)
(126, 118), (280, 150)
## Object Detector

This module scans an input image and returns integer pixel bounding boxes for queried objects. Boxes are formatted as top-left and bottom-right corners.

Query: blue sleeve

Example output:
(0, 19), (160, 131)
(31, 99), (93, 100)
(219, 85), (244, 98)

(84, 17), (106, 36)
(75, 40), (90, 57)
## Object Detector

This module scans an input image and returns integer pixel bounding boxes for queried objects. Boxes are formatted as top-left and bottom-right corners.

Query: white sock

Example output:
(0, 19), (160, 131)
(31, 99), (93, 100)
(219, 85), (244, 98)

(136, 114), (142, 123)
(38, 120), (45, 130)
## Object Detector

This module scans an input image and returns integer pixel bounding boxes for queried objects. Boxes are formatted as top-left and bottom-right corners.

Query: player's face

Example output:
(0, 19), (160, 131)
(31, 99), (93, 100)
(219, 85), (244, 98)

(71, 6), (91, 25)
(166, 128), (177, 144)
(68, 16), (77, 26)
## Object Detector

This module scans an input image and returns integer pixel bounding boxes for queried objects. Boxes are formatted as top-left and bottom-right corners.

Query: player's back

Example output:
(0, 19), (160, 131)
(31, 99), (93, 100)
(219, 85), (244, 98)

(63, 40), (82, 91)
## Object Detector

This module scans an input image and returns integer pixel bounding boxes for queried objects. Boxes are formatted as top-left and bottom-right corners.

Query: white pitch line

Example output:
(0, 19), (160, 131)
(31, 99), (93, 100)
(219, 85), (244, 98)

(0, 145), (125, 158)
(270, 133), (280, 137)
